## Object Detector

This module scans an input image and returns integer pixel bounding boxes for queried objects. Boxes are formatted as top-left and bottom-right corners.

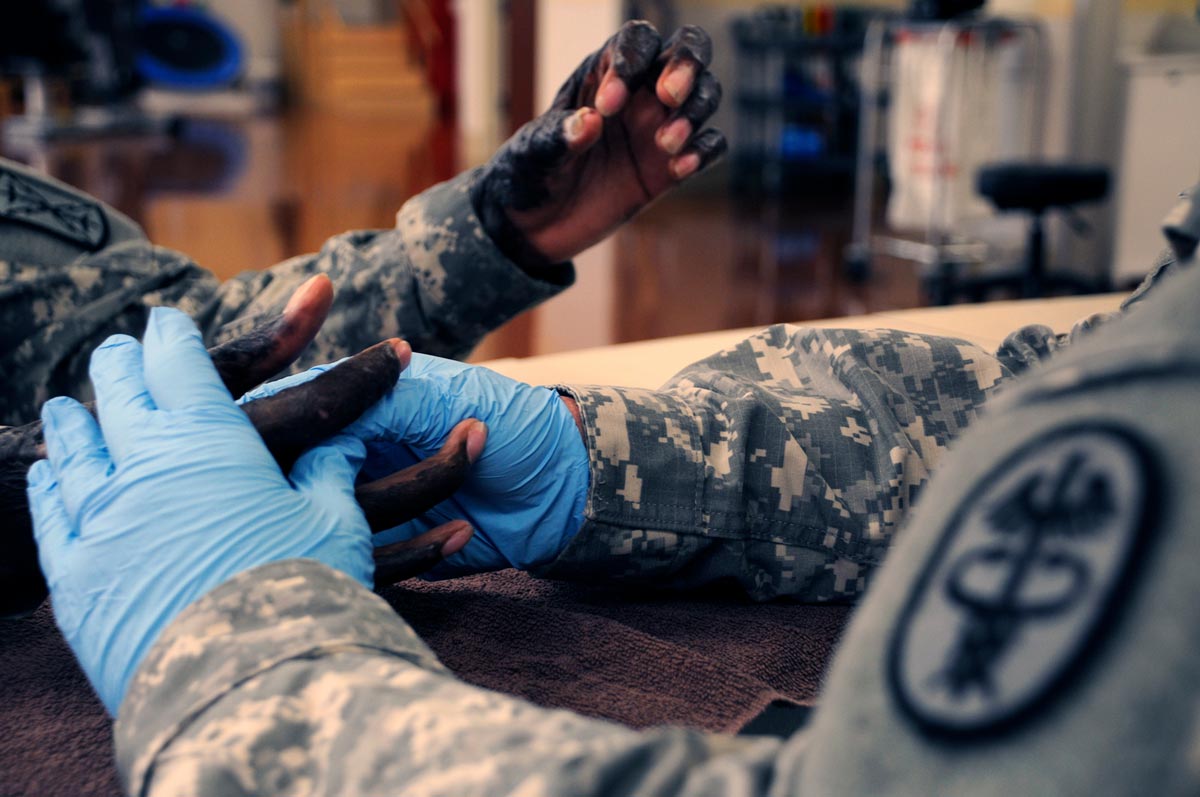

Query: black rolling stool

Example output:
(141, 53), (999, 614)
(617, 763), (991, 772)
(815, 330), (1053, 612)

(974, 163), (1111, 300)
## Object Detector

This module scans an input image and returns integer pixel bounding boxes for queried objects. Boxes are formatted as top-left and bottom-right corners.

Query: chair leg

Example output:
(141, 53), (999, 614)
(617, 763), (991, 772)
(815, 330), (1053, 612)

(1023, 213), (1046, 299)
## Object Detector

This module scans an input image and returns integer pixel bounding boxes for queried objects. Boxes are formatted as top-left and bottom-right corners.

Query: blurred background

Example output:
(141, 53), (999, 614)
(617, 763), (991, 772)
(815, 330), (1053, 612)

(2, 0), (1198, 361)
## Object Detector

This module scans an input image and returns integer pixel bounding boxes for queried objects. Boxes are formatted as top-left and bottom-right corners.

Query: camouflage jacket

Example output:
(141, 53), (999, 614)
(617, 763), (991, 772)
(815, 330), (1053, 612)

(114, 243), (1200, 797)
(0, 160), (573, 426)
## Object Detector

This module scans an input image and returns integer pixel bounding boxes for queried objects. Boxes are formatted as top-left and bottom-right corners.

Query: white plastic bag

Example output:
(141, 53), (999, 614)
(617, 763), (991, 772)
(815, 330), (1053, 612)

(886, 27), (1036, 232)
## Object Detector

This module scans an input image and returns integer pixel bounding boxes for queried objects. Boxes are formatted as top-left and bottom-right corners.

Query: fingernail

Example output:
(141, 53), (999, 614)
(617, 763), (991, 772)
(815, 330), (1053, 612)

(96, 334), (130, 352)
(388, 339), (412, 370)
(657, 118), (691, 155)
(25, 459), (50, 489)
(595, 75), (627, 117)
(40, 397), (65, 432)
(670, 152), (701, 180)
(564, 107), (588, 143)
(147, 306), (196, 345)
(147, 306), (170, 334)
(663, 66), (691, 106)
(441, 523), (473, 556)
(466, 421), (488, 464)
(284, 274), (321, 315)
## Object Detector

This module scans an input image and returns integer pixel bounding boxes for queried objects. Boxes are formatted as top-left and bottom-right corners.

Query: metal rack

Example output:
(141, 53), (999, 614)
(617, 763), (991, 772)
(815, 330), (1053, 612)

(730, 6), (882, 196)
(843, 15), (1047, 298)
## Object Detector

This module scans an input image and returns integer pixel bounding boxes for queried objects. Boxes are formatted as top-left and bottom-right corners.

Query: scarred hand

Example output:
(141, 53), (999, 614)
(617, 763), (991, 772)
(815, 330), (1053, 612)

(1, 276), (479, 618)
(473, 21), (726, 265)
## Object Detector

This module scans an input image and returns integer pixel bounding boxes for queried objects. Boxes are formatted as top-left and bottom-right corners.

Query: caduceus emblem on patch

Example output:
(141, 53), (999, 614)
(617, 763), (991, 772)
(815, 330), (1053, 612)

(889, 423), (1158, 739)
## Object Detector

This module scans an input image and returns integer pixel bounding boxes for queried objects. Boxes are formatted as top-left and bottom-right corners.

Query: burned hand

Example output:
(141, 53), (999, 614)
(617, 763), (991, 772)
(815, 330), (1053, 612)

(472, 20), (727, 266)
(2, 280), (479, 617)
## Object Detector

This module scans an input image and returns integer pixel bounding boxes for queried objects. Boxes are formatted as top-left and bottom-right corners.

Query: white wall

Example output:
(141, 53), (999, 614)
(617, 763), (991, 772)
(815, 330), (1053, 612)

(530, 0), (623, 354)
(455, 0), (503, 168)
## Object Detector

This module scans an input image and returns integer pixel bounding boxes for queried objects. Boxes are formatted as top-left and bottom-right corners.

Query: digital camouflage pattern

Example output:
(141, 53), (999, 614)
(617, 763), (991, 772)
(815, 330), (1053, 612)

(542, 325), (1012, 601)
(112, 192), (1200, 797)
(0, 160), (573, 426)
(540, 272), (1184, 602)
(115, 558), (786, 797)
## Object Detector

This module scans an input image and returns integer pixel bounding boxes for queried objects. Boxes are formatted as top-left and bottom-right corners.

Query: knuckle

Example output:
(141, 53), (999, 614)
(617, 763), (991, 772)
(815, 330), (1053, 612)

(621, 19), (659, 38)
(668, 25), (713, 65)
(682, 76), (722, 120)
(614, 20), (662, 74)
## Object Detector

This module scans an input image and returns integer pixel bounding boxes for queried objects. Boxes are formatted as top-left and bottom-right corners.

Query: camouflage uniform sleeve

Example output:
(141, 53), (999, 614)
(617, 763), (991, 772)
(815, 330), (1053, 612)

(536, 324), (1012, 602)
(994, 247), (1174, 376)
(1, 165), (571, 425)
(202, 169), (575, 369)
(114, 558), (794, 797)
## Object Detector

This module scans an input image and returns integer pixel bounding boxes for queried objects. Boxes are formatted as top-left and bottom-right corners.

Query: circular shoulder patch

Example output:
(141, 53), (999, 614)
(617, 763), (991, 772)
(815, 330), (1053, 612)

(888, 423), (1159, 740)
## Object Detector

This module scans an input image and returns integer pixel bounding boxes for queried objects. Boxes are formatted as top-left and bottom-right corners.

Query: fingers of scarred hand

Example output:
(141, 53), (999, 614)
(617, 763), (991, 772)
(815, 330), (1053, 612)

(489, 110), (577, 210)
(209, 274), (334, 397)
(355, 419), (486, 532)
(373, 520), (473, 587)
(40, 398), (111, 520)
(144, 307), (236, 413)
(25, 460), (72, 574)
(564, 107), (603, 154)
(655, 25), (713, 108)
(89, 335), (153, 464)
(670, 128), (728, 181)
(657, 72), (722, 155)
(596, 20), (662, 116)
(243, 340), (407, 470)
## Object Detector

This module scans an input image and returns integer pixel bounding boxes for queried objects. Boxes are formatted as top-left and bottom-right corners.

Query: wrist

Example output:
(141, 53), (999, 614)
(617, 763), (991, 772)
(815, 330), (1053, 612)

(469, 173), (570, 282)
(558, 394), (584, 440)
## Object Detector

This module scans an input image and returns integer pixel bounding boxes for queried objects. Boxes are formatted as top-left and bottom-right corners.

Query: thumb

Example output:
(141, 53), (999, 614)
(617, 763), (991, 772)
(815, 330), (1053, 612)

(486, 109), (599, 212)
(289, 434), (366, 508)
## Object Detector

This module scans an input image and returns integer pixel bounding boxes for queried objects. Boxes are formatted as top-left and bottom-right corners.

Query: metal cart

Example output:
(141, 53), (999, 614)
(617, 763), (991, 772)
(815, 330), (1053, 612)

(843, 15), (1047, 302)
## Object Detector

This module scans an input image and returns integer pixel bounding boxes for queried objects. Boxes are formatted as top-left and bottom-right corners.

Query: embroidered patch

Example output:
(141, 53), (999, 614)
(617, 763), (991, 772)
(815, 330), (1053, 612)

(0, 167), (108, 250)
(889, 423), (1159, 739)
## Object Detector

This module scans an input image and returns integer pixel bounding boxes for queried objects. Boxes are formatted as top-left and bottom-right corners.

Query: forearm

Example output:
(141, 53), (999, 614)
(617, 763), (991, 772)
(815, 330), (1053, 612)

(116, 559), (791, 797)
(203, 170), (576, 367)
(537, 325), (1011, 602)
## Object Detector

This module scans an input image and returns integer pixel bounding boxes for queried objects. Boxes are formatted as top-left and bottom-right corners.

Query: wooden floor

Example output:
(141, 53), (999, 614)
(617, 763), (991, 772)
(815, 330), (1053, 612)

(2, 108), (927, 360)
(613, 183), (924, 344)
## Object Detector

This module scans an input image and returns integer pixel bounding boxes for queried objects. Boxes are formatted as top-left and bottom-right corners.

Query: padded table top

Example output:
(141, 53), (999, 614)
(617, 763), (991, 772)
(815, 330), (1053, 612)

(480, 295), (1125, 389)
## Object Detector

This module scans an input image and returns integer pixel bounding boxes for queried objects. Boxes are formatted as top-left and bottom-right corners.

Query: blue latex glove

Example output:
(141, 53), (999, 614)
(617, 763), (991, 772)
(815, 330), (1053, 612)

(244, 354), (590, 576)
(26, 308), (372, 715)
(351, 354), (591, 575)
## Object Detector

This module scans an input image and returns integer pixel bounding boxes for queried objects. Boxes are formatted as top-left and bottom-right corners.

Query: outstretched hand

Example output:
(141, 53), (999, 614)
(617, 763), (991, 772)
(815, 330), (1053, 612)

(474, 21), (726, 264)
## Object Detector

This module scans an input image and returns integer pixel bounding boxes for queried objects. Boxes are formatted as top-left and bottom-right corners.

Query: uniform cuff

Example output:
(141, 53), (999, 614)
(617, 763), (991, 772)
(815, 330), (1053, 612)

(114, 559), (445, 793)
(535, 385), (707, 582)
(396, 169), (573, 350)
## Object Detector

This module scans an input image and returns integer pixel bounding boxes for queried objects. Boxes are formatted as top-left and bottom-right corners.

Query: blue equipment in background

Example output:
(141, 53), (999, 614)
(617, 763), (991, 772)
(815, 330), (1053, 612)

(135, 5), (244, 91)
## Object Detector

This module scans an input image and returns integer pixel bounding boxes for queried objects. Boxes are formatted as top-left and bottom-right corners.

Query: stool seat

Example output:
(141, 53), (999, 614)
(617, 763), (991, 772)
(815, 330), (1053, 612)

(977, 163), (1109, 213)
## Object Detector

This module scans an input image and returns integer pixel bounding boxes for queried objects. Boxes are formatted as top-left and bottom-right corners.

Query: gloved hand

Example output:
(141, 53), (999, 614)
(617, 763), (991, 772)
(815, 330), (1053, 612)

(354, 354), (591, 575)
(244, 354), (591, 576)
(26, 307), (372, 715)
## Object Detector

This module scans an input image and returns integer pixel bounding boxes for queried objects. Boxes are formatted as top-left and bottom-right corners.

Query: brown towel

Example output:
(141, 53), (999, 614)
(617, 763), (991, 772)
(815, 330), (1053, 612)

(0, 572), (849, 797)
